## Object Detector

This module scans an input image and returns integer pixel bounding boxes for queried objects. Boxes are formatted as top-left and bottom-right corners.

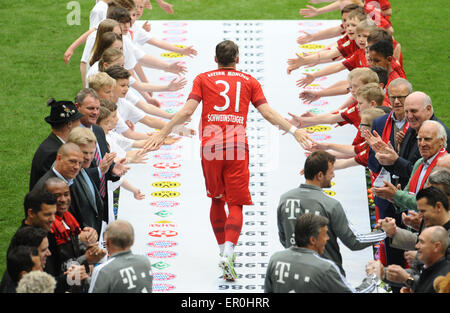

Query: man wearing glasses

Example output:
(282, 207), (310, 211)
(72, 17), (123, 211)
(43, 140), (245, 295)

(364, 82), (450, 292)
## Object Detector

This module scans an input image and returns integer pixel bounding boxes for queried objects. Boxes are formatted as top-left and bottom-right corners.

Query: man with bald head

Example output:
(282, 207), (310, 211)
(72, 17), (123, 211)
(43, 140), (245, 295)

(373, 226), (450, 293)
(32, 143), (83, 192)
(89, 220), (153, 293)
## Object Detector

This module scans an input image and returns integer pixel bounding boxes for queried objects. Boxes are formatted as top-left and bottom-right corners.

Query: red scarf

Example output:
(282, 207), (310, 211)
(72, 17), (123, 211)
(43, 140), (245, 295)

(51, 211), (81, 246)
(381, 111), (410, 145)
(408, 148), (447, 195)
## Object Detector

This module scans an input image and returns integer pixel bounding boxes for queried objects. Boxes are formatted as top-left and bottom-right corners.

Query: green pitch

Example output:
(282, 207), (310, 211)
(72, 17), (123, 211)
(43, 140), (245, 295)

(0, 0), (448, 277)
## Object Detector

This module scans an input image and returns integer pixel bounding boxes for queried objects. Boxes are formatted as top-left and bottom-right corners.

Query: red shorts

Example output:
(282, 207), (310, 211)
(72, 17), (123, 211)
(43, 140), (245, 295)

(201, 147), (252, 205)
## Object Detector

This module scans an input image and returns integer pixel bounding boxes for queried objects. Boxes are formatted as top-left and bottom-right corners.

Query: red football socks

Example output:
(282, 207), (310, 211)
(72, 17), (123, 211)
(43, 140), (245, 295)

(210, 200), (243, 246)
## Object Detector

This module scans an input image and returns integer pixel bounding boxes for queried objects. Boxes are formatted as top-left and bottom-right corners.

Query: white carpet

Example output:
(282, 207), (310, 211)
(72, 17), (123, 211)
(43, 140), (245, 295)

(116, 20), (374, 293)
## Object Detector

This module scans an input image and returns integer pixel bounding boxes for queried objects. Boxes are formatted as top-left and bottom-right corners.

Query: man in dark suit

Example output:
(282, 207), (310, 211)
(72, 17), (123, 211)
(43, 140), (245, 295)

(29, 98), (83, 191)
(74, 88), (129, 223)
(32, 143), (83, 193)
(367, 78), (412, 277)
(367, 88), (450, 291)
(66, 127), (107, 237)
(369, 91), (450, 188)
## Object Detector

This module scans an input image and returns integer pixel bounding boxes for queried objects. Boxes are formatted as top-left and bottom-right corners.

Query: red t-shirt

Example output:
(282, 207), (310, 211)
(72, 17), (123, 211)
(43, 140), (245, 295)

(354, 147), (369, 167)
(391, 58), (406, 79)
(337, 35), (358, 59)
(188, 68), (267, 149)
(392, 40), (403, 69)
(354, 141), (368, 154)
(364, 0), (392, 27)
(342, 49), (368, 71)
(337, 101), (365, 145)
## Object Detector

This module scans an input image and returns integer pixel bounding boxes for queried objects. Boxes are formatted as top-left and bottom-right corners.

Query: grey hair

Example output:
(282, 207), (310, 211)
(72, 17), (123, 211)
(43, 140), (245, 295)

(16, 271), (56, 293)
(420, 120), (447, 148)
(105, 220), (134, 249)
(74, 88), (99, 106)
(427, 167), (450, 196)
(388, 78), (413, 95)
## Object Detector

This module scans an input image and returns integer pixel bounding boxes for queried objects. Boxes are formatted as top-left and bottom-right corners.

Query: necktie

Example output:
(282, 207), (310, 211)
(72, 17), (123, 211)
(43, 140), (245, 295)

(94, 147), (106, 198)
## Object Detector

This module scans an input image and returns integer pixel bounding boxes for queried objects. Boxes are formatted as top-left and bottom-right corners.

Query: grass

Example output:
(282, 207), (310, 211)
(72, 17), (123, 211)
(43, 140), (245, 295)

(0, 0), (448, 276)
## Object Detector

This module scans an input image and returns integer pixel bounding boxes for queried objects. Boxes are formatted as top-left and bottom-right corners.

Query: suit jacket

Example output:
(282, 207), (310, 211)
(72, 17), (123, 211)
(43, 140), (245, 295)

(383, 115), (450, 188)
(69, 168), (104, 236)
(90, 124), (119, 223)
(368, 113), (401, 218)
(32, 168), (104, 236)
(29, 132), (63, 191)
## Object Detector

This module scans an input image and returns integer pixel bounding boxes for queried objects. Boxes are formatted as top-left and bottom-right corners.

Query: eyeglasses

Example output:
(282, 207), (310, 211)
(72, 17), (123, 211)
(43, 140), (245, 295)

(389, 95), (409, 102)
(359, 123), (371, 129)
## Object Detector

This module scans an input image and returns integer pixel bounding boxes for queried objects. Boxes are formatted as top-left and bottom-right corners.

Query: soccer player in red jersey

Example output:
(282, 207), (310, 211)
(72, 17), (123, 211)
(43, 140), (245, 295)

(147, 40), (313, 281)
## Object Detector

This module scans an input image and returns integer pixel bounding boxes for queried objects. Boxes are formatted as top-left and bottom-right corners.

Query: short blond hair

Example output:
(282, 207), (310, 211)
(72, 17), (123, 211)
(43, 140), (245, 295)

(67, 127), (98, 146)
(356, 82), (385, 106)
(360, 107), (386, 125)
(356, 18), (378, 34)
(88, 72), (116, 92)
(348, 67), (379, 85)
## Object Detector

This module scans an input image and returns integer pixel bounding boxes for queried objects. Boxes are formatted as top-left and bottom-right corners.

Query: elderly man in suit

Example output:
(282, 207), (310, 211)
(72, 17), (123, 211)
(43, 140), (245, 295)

(29, 98), (83, 191)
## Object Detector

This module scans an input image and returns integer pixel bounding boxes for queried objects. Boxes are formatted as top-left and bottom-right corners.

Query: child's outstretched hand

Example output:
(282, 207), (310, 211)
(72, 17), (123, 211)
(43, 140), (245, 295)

(142, 21), (151, 32)
(64, 48), (74, 64)
(134, 189), (145, 200)
(296, 73), (315, 88)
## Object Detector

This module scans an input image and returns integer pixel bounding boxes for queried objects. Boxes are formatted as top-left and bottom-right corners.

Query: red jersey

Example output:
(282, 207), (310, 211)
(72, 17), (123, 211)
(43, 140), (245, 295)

(337, 35), (358, 59)
(188, 68), (267, 150)
(342, 49), (368, 71)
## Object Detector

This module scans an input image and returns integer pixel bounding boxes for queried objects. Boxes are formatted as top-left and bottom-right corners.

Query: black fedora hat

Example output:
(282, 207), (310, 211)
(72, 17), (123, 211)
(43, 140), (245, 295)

(44, 98), (84, 125)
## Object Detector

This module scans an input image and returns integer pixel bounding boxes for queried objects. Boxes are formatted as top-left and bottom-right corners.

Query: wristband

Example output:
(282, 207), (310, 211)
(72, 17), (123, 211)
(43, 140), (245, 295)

(288, 125), (297, 135)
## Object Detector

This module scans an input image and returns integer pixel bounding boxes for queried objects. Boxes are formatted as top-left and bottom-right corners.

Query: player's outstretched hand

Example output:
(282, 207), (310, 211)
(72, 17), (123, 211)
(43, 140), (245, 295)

(173, 124), (196, 137)
(294, 128), (315, 150)
(143, 132), (166, 150)
(286, 112), (302, 128)
(299, 5), (319, 18)
(287, 53), (306, 74)
(296, 73), (315, 88)
(297, 31), (313, 45)
(167, 77), (187, 91)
